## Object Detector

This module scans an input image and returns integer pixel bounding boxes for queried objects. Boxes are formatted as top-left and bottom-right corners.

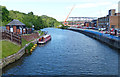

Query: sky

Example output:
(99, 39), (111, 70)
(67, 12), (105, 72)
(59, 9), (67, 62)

(1, 0), (120, 21)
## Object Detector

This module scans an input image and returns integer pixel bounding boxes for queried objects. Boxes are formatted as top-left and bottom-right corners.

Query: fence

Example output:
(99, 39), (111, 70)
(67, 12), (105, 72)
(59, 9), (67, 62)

(1, 30), (22, 45)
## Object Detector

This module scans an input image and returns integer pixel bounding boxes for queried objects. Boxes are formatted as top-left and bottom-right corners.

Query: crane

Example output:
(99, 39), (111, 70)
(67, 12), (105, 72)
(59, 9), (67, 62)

(64, 5), (75, 26)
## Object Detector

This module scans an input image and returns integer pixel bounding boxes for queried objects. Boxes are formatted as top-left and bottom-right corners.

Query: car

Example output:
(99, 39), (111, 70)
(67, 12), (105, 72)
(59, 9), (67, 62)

(92, 27), (95, 29)
(94, 28), (98, 30)
(101, 28), (106, 31)
(105, 31), (110, 34)
(117, 29), (120, 37)
(110, 31), (115, 35)
(88, 27), (92, 29)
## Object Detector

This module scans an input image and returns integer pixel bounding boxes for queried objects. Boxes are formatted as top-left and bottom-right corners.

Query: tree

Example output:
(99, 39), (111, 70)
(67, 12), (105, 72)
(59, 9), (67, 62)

(1, 5), (62, 29)
(28, 12), (34, 15)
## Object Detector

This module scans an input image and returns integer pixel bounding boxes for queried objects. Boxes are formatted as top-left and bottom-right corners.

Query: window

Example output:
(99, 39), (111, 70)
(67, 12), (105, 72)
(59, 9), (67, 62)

(16, 26), (19, 29)
(111, 25), (115, 28)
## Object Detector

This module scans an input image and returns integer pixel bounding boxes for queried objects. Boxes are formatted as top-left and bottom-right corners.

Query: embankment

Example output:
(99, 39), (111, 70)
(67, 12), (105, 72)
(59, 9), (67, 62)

(68, 28), (120, 49)
(0, 38), (38, 69)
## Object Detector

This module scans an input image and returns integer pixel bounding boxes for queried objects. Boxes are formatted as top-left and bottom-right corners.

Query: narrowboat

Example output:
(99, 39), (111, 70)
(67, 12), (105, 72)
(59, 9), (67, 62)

(37, 34), (51, 44)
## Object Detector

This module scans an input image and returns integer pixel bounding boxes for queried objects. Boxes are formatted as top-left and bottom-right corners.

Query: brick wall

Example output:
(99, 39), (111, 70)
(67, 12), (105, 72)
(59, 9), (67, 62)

(13, 26), (16, 33)
(22, 32), (39, 41)
(110, 16), (119, 28)
(6, 26), (10, 31)
(17, 29), (20, 34)
(118, 16), (120, 29)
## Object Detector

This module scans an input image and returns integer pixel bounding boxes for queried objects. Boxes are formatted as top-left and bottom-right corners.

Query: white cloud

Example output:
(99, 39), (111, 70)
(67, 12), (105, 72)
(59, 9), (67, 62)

(1, 0), (118, 3)
(66, 2), (111, 9)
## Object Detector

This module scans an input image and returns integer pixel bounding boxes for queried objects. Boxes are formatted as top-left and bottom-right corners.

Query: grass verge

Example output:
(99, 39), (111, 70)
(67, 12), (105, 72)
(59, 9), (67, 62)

(21, 38), (29, 47)
(2, 41), (21, 58)
(37, 30), (44, 36)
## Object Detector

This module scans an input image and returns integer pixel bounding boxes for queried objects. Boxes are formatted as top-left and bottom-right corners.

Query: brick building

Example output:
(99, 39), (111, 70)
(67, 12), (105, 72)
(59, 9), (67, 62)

(110, 13), (120, 29)
(97, 9), (120, 31)
(84, 22), (91, 27)
(97, 14), (109, 30)
(91, 20), (97, 28)
(6, 19), (26, 34)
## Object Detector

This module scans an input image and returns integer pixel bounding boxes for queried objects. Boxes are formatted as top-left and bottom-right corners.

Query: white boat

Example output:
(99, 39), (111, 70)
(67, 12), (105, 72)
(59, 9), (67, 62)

(37, 34), (51, 44)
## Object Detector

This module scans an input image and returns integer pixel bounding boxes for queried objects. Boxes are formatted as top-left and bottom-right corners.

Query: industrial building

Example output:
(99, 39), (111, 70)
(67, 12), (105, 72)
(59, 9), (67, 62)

(97, 9), (120, 31)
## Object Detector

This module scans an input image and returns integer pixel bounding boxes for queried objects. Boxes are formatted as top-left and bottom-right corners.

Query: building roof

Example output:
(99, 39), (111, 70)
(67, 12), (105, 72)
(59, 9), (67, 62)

(6, 19), (25, 26)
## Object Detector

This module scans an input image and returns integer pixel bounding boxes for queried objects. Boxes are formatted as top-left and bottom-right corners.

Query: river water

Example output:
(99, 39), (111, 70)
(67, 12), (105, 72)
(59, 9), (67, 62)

(2, 28), (120, 76)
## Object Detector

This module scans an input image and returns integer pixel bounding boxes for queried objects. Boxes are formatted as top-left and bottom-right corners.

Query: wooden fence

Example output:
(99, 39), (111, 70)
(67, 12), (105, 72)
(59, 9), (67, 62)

(1, 30), (22, 45)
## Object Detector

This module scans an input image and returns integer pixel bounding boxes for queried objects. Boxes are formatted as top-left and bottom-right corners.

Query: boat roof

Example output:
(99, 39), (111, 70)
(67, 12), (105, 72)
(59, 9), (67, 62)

(43, 34), (50, 38)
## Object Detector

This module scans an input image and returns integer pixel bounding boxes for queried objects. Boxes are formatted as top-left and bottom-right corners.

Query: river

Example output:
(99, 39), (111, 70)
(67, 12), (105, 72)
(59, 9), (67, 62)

(2, 28), (120, 76)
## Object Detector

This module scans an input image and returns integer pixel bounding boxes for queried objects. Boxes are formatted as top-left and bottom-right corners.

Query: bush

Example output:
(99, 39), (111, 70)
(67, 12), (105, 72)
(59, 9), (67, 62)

(25, 43), (34, 53)
(60, 25), (69, 29)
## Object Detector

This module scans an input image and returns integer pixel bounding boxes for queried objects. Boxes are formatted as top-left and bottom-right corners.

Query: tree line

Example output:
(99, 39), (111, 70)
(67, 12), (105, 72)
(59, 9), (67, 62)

(0, 6), (61, 30)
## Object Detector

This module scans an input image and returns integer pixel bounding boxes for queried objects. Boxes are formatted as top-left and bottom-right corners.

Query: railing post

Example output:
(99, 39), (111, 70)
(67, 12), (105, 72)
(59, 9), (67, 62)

(20, 35), (22, 46)
(11, 32), (12, 42)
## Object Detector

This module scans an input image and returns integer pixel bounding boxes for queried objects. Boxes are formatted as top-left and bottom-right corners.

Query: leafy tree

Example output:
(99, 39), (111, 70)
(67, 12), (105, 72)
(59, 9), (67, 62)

(28, 11), (34, 15)
(1, 6), (62, 29)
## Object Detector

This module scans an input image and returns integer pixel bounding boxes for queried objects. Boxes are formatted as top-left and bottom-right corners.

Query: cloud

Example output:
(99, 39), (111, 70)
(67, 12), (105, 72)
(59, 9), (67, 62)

(1, 0), (116, 3)
(66, 2), (111, 9)
(0, 0), (100, 3)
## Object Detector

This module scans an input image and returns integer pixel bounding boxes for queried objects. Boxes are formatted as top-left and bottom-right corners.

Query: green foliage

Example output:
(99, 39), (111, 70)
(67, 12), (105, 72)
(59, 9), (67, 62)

(60, 25), (69, 29)
(37, 30), (41, 34)
(25, 43), (34, 53)
(28, 11), (34, 15)
(22, 38), (29, 47)
(0, 6), (12, 26)
(41, 15), (61, 28)
(1, 6), (62, 29)
(0, 6), (2, 26)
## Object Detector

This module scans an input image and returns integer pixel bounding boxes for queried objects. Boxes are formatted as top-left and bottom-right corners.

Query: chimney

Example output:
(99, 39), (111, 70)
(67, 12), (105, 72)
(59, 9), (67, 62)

(109, 9), (116, 16)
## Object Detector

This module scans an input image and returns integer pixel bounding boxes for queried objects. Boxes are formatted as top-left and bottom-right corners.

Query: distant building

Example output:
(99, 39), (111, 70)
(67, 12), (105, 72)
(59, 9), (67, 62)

(64, 17), (97, 27)
(97, 15), (109, 30)
(6, 19), (26, 34)
(84, 22), (91, 27)
(91, 20), (97, 27)
(97, 9), (120, 31)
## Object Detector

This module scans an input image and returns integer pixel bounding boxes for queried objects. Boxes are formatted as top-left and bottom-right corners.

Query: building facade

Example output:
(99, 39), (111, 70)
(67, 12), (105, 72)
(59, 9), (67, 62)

(91, 20), (97, 28)
(6, 19), (26, 34)
(97, 9), (120, 31)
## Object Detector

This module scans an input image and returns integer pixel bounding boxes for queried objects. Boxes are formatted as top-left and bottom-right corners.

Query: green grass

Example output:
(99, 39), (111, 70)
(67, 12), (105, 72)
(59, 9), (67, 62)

(2, 41), (21, 58)
(2, 33), (41, 58)
(37, 30), (44, 36)
(25, 43), (34, 53)
(21, 38), (29, 47)
(0, 41), (2, 59)
(40, 31), (44, 36)
(37, 30), (41, 34)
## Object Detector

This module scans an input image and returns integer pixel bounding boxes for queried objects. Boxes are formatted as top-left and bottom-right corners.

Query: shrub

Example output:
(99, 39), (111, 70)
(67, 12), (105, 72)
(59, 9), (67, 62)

(25, 43), (34, 53)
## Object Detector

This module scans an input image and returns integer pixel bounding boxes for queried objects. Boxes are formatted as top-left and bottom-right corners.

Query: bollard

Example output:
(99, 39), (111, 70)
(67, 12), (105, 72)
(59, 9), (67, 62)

(30, 49), (33, 53)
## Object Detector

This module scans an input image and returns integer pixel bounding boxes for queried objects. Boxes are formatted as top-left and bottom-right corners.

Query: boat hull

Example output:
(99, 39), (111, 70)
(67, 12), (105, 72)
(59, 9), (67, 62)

(37, 35), (51, 45)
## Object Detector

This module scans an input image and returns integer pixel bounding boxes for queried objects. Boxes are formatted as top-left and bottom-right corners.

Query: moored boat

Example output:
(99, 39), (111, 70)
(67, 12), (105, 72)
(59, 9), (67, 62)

(37, 34), (51, 44)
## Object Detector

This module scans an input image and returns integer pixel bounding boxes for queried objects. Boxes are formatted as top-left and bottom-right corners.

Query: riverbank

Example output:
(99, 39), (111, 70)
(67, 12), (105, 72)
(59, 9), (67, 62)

(0, 38), (38, 69)
(2, 40), (21, 59)
(0, 30), (43, 69)
(68, 28), (120, 49)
